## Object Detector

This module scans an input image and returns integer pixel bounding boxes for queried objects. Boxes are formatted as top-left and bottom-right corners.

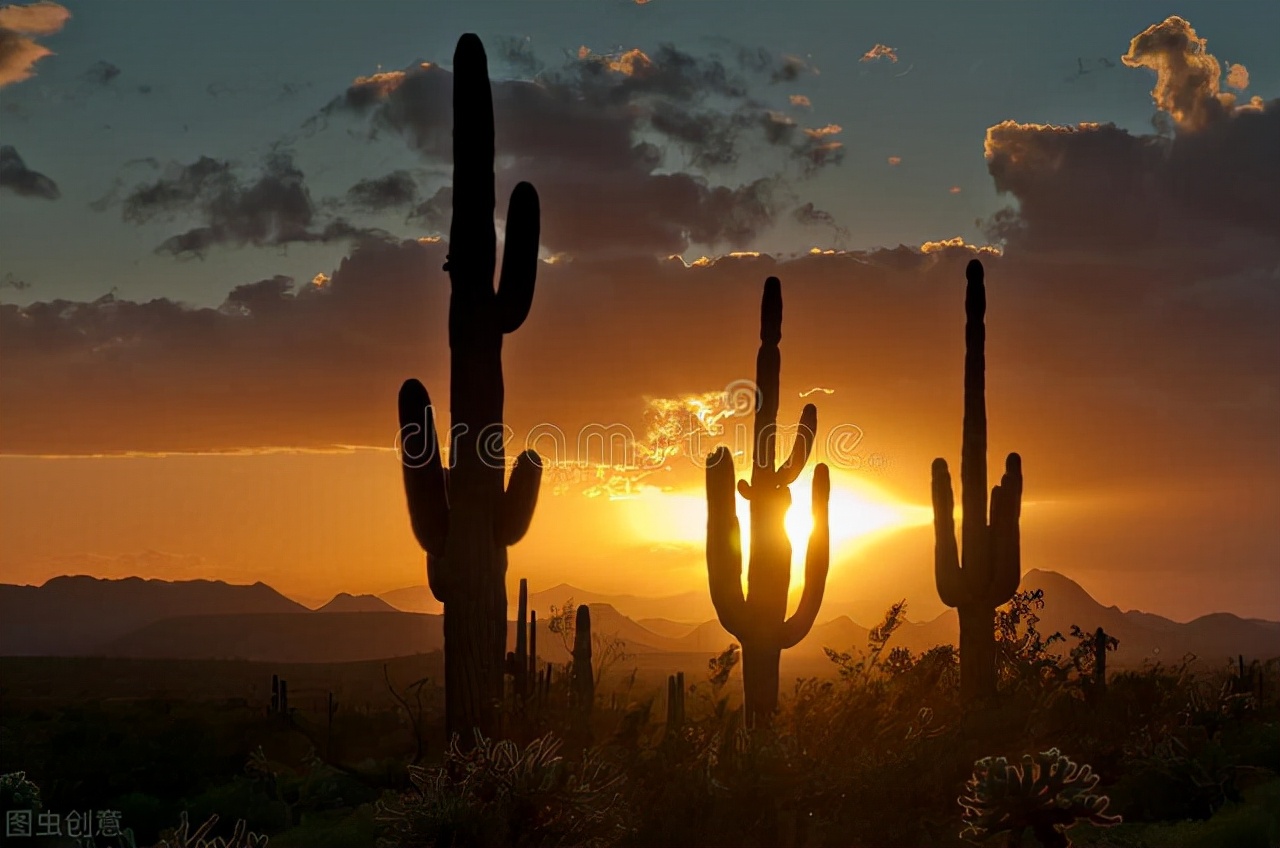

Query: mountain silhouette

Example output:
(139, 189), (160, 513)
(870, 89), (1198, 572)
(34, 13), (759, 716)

(0, 575), (306, 656)
(2, 571), (1276, 666)
(316, 592), (398, 613)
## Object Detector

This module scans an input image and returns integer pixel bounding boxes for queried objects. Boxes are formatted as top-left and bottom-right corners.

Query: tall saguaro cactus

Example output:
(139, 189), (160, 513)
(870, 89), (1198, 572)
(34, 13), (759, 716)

(397, 33), (543, 739)
(705, 276), (831, 727)
(932, 259), (1023, 703)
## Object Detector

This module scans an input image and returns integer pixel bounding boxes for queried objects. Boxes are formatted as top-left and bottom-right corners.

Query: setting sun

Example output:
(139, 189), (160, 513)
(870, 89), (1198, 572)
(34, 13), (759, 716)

(625, 466), (931, 587)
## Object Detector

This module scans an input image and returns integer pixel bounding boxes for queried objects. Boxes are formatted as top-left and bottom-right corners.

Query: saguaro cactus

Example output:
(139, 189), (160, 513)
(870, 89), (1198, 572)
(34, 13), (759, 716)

(932, 259), (1023, 703)
(510, 578), (530, 702)
(705, 276), (831, 726)
(666, 672), (686, 728)
(1093, 627), (1108, 696)
(572, 605), (594, 711)
(398, 33), (543, 739)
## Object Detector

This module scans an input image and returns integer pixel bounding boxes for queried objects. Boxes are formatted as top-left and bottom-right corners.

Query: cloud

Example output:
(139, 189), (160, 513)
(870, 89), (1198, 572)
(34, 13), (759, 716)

(83, 59), (119, 85)
(2, 239), (1275, 540)
(887, 156), (902, 166)
(792, 201), (849, 243)
(1225, 62), (1249, 92)
(0, 0), (69, 87)
(345, 170), (419, 212)
(0, 144), (58, 199)
(115, 152), (386, 257)
(860, 44), (898, 64)
(2, 272), (31, 290)
(407, 185), (451, 232)
(983, 17), (1279, 272)
(788, 94), (811, 108)
(1121, 16), (1241, 132)
(496, 36), (541, 78)
(325, 41), (840, 256)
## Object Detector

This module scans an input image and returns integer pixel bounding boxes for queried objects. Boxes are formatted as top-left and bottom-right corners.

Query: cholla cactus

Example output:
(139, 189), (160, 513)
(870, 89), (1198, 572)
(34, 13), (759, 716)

(959, 748), (1120, 848)
(378, 731), (628, 846)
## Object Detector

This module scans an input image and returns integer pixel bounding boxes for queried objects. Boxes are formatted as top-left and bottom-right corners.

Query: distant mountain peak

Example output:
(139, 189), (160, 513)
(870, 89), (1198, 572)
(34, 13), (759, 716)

(317, 592), (397, 613)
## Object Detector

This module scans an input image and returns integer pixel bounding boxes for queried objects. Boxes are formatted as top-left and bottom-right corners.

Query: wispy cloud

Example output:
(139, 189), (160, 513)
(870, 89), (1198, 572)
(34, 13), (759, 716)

(0, 144), (58, 199)
(860, 43), (898, 64)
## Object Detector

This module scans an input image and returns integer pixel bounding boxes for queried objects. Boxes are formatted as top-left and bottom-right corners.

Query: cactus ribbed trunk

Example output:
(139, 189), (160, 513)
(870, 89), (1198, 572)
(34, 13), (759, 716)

(705, 277), (830, 728)
(932, 260), (1023, 704)
(958, 605), (997, 702)
(742, 644), (783, 720)
(398, 34), (543, 741)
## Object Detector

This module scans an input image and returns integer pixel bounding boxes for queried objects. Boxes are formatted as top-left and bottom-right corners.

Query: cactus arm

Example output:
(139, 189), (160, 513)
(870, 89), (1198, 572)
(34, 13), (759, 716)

(932, 457), (968, 608)
(781, 463), (831, 648)
(498, 449), (543, 545)
(776, 402), (817, 486)
(706, 447), (749, 639)
(986, 452), (1023, 605)
(496, 182), (540, 334)
(399, 379), (449, 558)
(448, 33), (496, 288)
(426, 552), (451, 601)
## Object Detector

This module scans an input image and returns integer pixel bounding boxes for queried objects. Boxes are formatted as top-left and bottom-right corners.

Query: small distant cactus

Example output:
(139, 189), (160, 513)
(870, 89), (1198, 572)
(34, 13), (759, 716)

(572, 605), (594, 712)
(505, 578), (534, 709)
(1093, 627), (1108, 696)
(666, 672), (686, 729)
(959, 748), (1120, 848)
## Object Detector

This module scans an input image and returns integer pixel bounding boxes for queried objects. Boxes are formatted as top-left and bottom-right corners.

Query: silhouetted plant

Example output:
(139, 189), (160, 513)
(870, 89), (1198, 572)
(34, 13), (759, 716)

(547, 598), (632, 687)
(994, 589), (1066, 695)
(666, 672), (686, 730)
(0, 770), (41, 811)
(959, 748), (1120, 847)
(933, 259), (1024, 703)
(152, 812), (268, 848)
(376, 732), (629, 847)
(397, 32), (544, 740)
(705, 276), (830, 726)
(573, 605), (595, 740)
(1066, 624), (1119, 701)
(505, 578), (533, 710)
(383, 665), (431, 764)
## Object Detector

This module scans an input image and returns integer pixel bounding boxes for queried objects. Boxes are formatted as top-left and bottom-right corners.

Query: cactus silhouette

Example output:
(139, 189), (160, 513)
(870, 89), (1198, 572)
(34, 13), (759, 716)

(705, 276), (830, 726)
(571, 605), (595, 742)
(1093, 627), (1108, 696)
(932, 259), (1023, 703)
(397, 33), (543, 738)
(666, 671), (686, 729)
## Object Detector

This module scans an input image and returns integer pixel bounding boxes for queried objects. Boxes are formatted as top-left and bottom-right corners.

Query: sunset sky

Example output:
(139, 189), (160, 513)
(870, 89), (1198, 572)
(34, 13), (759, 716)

(1, 1), (1277, 623)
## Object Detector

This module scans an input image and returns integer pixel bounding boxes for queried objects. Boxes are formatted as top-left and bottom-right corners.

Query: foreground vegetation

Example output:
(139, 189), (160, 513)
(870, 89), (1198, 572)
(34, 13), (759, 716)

(3, 592), (1278, 847)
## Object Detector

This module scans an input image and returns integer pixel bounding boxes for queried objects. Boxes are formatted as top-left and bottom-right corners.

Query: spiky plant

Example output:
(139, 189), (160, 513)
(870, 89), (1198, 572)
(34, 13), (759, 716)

(376, 732), (628, 848)
(153, 812), (268, 848)
(705, 276), (830, 726)
(959, 748), (1121, 848)
(397, 33), (543, 739)
(932, 259), (1023, 702)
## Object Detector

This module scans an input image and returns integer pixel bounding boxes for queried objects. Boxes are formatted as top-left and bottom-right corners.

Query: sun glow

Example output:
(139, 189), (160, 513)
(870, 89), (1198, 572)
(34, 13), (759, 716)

(624, 467), (931, 587)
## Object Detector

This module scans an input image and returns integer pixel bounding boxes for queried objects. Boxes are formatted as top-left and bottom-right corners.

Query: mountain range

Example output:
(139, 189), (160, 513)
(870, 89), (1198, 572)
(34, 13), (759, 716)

(2, 570), (1276, 669)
